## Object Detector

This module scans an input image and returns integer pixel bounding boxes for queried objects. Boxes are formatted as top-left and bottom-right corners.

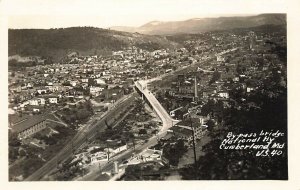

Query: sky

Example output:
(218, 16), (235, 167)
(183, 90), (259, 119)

(1, 0), (287, 29)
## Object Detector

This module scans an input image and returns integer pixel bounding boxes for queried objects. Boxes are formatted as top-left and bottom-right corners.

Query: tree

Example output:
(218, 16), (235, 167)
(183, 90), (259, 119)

(180, 84), (287, 180)
(9, 147), (19, 162)
(206, 119), (215, 132)
(163, 139), (187, 166)
(209, 71), (221, 84)
(138, 129), (147, 135)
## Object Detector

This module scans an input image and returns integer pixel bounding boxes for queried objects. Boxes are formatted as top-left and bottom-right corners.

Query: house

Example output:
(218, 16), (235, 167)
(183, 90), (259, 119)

(216, 55), (225, 62)
(81, 78), (89, 83)
(70, 80), (78, 87)
(90, 86), (104, 96)
(29, 98), (45, 106)
(49, 97), (58, 104)
(47, 85), (59, 92)
(26, 83), (34, 89)
(233, 77), (239, 82)
(218, 91), (229, 99)
(18, 101), (29, 110)
(247, 86), (255, 93)
(95, 78), (106, 85)
(37, 89), (48, 95)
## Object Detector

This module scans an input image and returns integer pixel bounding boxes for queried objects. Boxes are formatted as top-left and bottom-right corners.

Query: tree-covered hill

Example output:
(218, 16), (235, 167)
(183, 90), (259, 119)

(9, 27), (179, 61)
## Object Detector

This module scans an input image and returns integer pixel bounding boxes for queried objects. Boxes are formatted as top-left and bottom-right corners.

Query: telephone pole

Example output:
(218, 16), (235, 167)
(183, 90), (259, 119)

(71, 140), (74, 155)
(132, 136), (136, 152)
(106, 141), (110, 161)
(190, 116), (198, 179)
(190, 117), (197, 166)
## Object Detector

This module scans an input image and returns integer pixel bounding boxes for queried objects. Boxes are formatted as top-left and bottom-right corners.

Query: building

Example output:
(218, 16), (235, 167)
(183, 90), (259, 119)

(218, 91), (229, 99)
(29, 98), (45, 106)
(178, 81), (194, 94)
(139, 148), (163, 162)
(169, 119), (207, 144)
(95, 78), (106, 85)
(49, 97), (58, 104)
(9, 114), (63, 139)
(90, 151), (108, 164)
(90, 86), (105, 96)
(217, 55), (225, 62)
(10, 115), (48, 139)
(247, 86), (255, 93)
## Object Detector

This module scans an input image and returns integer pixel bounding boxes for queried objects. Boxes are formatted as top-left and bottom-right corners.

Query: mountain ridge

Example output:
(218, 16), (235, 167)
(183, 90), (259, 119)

(111, 14), (286, 35)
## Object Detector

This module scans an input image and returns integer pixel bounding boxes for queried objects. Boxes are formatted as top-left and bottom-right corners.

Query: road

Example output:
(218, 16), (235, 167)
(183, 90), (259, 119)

(79, 58), (216, 180)
(25, 93), (137, 181)
(136, 80), (178, 134)
(145, 57), (214, 84)
(81, 80), (177, 181)
(26, 59), (197, 181)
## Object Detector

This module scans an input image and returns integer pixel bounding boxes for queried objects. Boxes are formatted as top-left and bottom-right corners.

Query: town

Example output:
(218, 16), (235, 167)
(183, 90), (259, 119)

(8, 24), (287, 181)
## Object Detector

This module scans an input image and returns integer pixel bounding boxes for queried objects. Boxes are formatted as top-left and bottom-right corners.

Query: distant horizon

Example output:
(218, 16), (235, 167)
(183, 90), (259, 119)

(8, 13), (286, 30)
(4, 0), (286, 29)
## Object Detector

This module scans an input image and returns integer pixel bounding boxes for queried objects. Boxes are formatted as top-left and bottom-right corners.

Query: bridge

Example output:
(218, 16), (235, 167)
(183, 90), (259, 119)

(135, 80), (178, 135)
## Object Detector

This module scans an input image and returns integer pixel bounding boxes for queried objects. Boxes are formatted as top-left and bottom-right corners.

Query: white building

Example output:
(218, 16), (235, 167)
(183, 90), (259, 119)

(90, 86), (104, 96)
(90, 151), (108, 164)
(49, 97), (58, 104)
(95, 78), (106, 85)
(247, 87), (255, 93)
(29, 98), (45, 106)
(81, 78), (89, 83)
(70, 81), (78, 87)
(218, 91), (229, 99)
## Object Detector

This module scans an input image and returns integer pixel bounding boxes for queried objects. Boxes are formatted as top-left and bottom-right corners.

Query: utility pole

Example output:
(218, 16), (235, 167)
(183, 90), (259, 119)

(71, 140), (74, 155)
(129, 133), (136, 153)
(106, 141), (110, 161)
(132, 137), (136, 152)
(190, 117), (197, 166)
(84, 131), (88, 143)
(190, 116), (198, 179)
(56, 157), (59, 169)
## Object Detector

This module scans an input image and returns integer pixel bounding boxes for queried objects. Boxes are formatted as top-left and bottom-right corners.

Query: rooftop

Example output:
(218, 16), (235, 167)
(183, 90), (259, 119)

(10, 114), (60, 134)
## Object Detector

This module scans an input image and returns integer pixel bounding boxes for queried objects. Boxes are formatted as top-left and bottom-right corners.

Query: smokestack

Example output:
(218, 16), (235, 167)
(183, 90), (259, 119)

(194, 76), (198, 101)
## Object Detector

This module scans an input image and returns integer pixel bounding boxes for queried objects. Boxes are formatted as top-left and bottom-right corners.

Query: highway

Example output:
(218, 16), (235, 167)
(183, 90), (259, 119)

(25, 93), (137, 181)
(81, 80), (177, 181)
(74, 58), (214, 180)
(26, 71), (179, 181)
(135, 80), (178, 134)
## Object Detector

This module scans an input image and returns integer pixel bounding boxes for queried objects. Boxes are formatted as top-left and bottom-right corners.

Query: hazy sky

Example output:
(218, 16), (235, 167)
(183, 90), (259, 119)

(2, 0), (287, 29)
